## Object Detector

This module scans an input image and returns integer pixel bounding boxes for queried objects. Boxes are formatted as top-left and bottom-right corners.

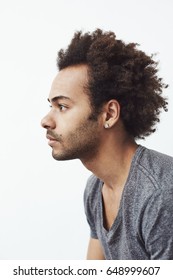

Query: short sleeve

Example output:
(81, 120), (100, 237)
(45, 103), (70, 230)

(142, 187), (173, 259)
(83, 175), (100, 239)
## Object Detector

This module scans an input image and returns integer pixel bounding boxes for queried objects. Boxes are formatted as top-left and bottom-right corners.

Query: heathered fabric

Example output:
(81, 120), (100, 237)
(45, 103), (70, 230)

(84, 145), (173, 259)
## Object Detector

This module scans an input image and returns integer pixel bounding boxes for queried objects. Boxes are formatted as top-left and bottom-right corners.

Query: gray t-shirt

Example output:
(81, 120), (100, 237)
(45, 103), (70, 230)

(84, 145), (173, 259)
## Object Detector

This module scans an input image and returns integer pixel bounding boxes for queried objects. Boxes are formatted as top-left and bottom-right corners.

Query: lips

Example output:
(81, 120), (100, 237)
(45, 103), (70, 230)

(46, 134), (58, 146)
(46, 134), (57, 141)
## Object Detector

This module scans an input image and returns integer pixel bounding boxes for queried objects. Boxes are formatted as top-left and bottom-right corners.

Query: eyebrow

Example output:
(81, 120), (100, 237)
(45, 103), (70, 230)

(48, 95), (72, 103)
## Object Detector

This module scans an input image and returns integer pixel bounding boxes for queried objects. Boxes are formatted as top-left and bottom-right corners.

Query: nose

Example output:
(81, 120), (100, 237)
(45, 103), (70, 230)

(41, 113), (56, 129)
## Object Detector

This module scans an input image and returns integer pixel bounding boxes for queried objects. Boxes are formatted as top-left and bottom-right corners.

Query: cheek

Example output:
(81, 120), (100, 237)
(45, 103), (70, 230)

(60, 112), (82, 130)
(55, 105), (93, 133)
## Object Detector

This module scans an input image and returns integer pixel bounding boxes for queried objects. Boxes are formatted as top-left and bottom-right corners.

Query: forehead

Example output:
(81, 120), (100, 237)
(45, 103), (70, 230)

(49, 64), (89, 101)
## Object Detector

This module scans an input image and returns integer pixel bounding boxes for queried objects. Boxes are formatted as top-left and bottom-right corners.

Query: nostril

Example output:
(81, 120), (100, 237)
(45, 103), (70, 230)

(41, 122), (49, 129)
(41, 117), (48, 128)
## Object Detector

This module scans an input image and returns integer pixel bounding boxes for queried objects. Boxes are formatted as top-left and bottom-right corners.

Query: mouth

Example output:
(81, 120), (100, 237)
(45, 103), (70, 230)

(46, 135), (57, 141)
(46, 134), (58, 146)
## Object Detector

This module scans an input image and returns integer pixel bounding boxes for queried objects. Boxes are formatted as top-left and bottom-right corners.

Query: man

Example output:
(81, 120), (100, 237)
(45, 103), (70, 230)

(41, 29), (173, 259)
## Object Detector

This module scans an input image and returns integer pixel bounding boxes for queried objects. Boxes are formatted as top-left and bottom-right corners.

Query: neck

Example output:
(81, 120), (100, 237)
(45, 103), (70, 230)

(81, 133), (138, 191)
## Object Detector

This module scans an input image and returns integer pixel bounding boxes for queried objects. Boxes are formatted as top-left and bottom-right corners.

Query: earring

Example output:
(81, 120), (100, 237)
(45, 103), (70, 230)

(104, 123), (109, 128)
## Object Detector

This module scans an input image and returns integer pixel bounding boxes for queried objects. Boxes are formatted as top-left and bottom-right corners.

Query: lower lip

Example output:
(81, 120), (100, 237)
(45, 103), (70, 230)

(48, 139), (58, 146)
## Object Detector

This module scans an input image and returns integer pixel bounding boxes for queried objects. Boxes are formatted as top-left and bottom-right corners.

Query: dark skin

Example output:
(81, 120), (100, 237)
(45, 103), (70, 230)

(41, 64), (138, 259)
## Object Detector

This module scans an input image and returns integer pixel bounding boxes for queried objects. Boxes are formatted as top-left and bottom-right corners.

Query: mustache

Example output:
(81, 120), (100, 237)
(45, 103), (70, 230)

(46, 130), (62, 142)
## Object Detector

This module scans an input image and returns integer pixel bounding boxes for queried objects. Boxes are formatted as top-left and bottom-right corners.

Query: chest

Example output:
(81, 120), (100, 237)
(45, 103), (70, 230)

(102, 186), (123, 230)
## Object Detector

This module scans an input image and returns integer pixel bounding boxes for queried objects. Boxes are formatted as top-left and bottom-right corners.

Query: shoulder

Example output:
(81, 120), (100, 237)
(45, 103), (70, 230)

(136, 146), (173, 192)
(83, 174), (102, 238)
(84, 174), (101, 207)
(139, 147), (173, 170)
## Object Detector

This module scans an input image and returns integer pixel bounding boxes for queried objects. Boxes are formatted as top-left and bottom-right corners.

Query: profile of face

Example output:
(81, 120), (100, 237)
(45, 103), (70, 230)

(41, 65), (102, 161)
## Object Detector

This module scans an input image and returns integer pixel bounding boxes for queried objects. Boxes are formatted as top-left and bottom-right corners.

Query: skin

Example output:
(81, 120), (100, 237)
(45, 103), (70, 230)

(41, 64), (138, 259)
(41, 65), (102, 161)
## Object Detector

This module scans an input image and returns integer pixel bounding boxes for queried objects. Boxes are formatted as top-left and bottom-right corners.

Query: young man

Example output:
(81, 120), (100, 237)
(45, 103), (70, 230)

(41, 29), (173, 259)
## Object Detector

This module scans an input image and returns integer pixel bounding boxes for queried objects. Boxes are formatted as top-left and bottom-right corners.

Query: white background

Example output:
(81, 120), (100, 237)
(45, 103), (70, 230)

(0, 0), (173, 259)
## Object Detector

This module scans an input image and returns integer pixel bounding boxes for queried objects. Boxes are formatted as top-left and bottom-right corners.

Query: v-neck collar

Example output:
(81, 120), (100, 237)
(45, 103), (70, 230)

(97, 145), (145, 237)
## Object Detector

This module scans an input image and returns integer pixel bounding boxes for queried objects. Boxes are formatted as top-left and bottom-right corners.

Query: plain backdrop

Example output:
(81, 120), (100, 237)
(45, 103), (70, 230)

(0, 0), (173, 259)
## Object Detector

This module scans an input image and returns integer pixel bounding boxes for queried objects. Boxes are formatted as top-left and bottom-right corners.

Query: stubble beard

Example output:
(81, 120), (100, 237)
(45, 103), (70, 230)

(51, 115), (100, 161)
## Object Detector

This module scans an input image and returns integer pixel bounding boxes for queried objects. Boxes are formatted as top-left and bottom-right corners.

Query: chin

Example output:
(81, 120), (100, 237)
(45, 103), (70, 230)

(52, 151), (63, 161)
(52, 151), (75, 161)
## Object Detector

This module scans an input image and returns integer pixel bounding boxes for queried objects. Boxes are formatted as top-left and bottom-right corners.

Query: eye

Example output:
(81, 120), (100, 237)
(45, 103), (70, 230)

(58, 104), (67, 111)
(49, 104), (66, 110)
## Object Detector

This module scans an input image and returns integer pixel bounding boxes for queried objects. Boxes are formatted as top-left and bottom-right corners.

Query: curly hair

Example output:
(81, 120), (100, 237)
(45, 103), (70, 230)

(57, 29), (168, 139)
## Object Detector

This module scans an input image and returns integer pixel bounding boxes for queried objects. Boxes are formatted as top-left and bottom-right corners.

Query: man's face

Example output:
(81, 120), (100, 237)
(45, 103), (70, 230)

(41, 64), (102, 161)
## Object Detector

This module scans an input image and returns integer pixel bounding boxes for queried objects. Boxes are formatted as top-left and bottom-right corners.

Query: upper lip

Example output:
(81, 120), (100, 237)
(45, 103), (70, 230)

(46, 134), (57, 141)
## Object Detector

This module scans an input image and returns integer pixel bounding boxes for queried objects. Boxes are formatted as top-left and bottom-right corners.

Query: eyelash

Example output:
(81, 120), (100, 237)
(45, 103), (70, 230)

(49, 104), (67, 111)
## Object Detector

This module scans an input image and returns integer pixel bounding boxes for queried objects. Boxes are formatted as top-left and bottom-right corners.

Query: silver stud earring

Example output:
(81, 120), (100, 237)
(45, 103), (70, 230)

(104, 123), (109, 128)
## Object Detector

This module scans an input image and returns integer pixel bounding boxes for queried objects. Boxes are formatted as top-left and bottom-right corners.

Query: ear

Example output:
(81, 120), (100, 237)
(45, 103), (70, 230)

(103, 99), (120, 128)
